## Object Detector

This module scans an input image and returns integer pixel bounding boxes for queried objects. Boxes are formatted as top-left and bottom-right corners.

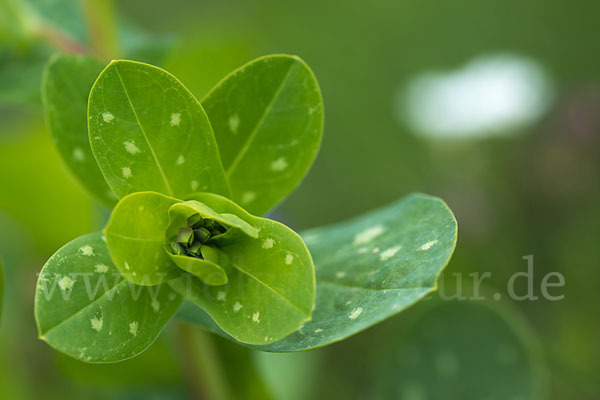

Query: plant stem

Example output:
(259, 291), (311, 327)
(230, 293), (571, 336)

(34, 22), (89, 54)
(175, 322), (232, 400)
(81, 0), (120, 60)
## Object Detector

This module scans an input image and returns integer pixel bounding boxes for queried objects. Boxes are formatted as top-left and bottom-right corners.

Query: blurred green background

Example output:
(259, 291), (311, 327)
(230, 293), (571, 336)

(1, 0), (598, 398)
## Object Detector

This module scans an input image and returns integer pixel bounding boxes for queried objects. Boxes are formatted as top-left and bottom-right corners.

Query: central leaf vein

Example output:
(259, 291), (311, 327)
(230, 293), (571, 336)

(112, 64), (174, 196)
(225, 61), (298, 178)
(234, 265), (309, 317)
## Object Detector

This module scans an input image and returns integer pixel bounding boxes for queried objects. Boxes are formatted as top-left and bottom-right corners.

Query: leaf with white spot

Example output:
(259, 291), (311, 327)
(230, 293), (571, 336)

(88, 60), (231, 200)
(169, 192), (316, 345)
(104, 192), (182, 286)
(177, 193), (457, 351)
(34, 233), (183, 363)
(202, 55), (324, 215)
(42, 53), (116, 206)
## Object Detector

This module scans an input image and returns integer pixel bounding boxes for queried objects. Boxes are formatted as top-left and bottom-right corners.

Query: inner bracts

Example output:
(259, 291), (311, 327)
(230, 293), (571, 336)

(170, 213), (227, 258)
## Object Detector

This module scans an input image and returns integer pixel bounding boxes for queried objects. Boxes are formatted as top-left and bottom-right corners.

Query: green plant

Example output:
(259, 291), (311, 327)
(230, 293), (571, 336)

(34, 53), (457, 364)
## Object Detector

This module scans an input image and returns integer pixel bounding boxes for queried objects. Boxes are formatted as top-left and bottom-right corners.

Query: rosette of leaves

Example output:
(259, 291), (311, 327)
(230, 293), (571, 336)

(35, 53), (458, 362)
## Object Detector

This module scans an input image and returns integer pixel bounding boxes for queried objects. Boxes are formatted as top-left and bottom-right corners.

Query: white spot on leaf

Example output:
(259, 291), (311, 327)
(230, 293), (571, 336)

(191, 180), (199, 191)
(176, 155), (185, 165)
(123, 140), (141, 154)
(91, 317), (103, 332)
(151, 299), (160, 312)
(314, 328), (324, 333)
(270, 157), (288, 171)
(58, 276), (75, 290)
(285, 253), (294, 265)
(335, 271), (346, 278)
(102, 112), (114, 123)
(353, 225), (385, 245)
(252, 311), (260, 323)
(94, 264), (109, 274)
(129, 321), (139, 337)
(228, 114), (240, 133)
(349, 307), (363, 319)
(217, 291), (226, 301)
(170, 112), (181, 127)
(122, 167), (132, 178)
(380, 245), (402, 261)
(418, 240), (438, 251)
(79, 245), (94, 256)
(262, 238), (275, 249)
(233, 302), (243, 312)
(124, 262), (130, 270)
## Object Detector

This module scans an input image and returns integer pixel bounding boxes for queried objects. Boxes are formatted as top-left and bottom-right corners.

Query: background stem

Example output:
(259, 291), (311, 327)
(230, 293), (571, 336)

(175, 322), (232, 400)
(34, 22), (89, 54)
(81, 0), (120, 60)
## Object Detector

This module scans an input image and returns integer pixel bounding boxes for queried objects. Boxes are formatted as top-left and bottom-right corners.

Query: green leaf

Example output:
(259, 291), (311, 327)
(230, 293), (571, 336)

(34, 232), (183, 363)
(168, 252), (229, 286)
(168, 200), (259, 240)
(164, 199), (258, 286)
(178, 193), (457, 351)
(42, 53), (117, 206)
(88, 60), (231, 200)
(104, 191), (181, 286)
(202, 55), (324, 215)
(370, 299), (546, 399)
(169, 192), (316, 345)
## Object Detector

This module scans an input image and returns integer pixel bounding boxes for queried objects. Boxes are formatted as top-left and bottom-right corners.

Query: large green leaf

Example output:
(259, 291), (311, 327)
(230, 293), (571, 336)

(34, 232), (183, 363)
(42, 53), (116, 206)
(88, 60), (231, 200)
(104, 192), (181, 286)
(178, 193), (457, 351)
(169, 192), (316, 346)
(202, 55), (324, 216)
(369, 299), (546, 399)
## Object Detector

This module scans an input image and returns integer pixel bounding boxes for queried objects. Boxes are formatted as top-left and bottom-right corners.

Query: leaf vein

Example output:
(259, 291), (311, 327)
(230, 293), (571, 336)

(225, 61), (298, 178)
(318, 279), (433, 292)
(112, 64), (174, 196)
(234, 265), (309, 317)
